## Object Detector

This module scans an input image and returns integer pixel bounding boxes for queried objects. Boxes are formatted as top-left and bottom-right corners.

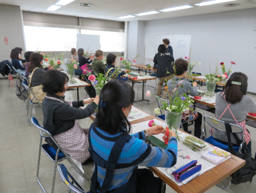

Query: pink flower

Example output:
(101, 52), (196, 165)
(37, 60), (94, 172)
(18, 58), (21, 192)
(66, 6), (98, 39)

(83, 69), (87, 74)
(73, 64), (77, 69)
(70, 58), (74, 61)
(224, 72), (227, 75)
(185, 56), (188, 59)
(120, 58), (123, 61)
(217, 75), (220, 77)
(230, 61), (236, 65)
(226, 75), (228, 79)
(220, 62), (224, 65)
(92, 54), (95, 57)
(188, 58), (190, 61)
(148, 120), (155, 127)
(222, 74), (226, 79)
(146, 90), (151, 97)
(186, 155), (190, 159)
(88, 74), (96, 82)
(133, 60), (136, 63)
(57, 60), (61, 65)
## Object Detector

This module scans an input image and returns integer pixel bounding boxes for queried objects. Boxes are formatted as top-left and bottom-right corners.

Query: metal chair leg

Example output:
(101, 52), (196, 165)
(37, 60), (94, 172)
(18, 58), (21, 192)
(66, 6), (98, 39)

(160, 180), (166, 193)
(216, 176), (231, 190)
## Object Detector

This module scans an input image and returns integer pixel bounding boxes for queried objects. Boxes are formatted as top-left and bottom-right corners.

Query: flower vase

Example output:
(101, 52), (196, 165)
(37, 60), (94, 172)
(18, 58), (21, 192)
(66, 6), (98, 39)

(95, 87), (102, 96)
(68, 68), (76, 84)
(165, 111), (182, 140)
(205, 81), (216, 97)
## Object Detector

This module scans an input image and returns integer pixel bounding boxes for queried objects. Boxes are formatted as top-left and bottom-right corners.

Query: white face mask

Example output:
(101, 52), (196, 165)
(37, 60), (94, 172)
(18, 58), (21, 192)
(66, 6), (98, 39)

(18, 53), (21, 58)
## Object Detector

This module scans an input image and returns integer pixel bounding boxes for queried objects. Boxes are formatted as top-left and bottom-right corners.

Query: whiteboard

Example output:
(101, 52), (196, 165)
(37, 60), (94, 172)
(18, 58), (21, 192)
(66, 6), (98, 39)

(145, 35), (191, 65)
(77, 34), (101, 53)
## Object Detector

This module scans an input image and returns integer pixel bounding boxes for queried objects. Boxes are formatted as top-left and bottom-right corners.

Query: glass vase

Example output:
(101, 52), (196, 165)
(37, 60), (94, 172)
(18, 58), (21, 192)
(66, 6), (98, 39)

(165, 111), (182, 140)
(95, 87), (102, 96)
(68, 68), (76, 84)
(205, 81), (216, 97)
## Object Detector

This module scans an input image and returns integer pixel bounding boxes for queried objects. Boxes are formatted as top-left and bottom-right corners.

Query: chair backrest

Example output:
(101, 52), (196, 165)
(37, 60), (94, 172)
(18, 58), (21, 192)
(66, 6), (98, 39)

(204, 115), (244, 146)
(31, 117), (52, 138)
(57, 164), (85, 193)
(5, 62), (17, 74)
(155, 95), (169, 115)
(22, 82), (42, 105)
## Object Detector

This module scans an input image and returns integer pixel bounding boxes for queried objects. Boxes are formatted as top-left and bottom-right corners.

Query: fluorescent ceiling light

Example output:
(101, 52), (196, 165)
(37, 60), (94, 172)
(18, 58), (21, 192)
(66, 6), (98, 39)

(56, 0), (75, 6)
(160, 5), (193, 12)
(118, 15), (135, 19)
(195, 0), (236, 6)
(46, 5), (61, 11)
(135, 11), (159, 16)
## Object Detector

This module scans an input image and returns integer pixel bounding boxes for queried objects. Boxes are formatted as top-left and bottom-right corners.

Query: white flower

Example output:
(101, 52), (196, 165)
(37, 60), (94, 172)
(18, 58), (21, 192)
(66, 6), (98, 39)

(171, 105), (178, 110)
(154, 108), (161, 115)
(198, 62), (201, 66)
(166, 107), (172, 112)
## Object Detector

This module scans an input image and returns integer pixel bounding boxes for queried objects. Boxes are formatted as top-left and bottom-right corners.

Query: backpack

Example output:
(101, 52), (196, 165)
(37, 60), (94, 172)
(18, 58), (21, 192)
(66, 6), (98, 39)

(225, 123), (256, 184)
(15, 78), (28, 100)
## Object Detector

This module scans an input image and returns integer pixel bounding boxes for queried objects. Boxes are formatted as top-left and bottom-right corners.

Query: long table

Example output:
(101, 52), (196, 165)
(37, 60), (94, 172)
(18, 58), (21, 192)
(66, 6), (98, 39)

(89, 106), (245, 193)
(67, 77), (90, 100)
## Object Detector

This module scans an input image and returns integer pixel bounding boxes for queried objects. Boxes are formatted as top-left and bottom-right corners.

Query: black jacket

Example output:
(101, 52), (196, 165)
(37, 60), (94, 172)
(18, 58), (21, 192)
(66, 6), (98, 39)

(153, 52), (174, 78)
(0, 60), (11, 76)
(79, 56), (92, 67)
(42, 93), (96, 136)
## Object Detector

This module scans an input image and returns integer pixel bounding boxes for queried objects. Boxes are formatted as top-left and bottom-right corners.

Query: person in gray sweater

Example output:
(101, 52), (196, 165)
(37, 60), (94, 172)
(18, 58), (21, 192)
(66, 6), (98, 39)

(215, 72), (256, 151)
(167, 58), (202, 138)
(42, 70), (99, 163)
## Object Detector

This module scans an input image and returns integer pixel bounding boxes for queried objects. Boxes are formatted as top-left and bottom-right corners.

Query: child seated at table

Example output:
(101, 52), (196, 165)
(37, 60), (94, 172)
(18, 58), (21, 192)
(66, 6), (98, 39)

(167, 58), (202, 138)
(42, 70), (99, 164)
(215, 72), (256, 152)
(89, 79), (177, 193)
(105, 53), (130, 81)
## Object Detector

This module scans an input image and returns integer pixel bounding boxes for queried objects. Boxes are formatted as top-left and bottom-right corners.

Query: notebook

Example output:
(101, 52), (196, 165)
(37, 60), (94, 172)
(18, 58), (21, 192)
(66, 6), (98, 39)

(201, 148), (231, 165)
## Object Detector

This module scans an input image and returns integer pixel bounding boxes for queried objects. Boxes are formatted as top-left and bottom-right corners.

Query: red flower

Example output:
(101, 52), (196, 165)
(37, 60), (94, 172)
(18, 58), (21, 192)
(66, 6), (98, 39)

(120, 58), (123, 61)
(230, 61), (236, 65)
(57, 60), (61, 65)
(220, 62), (224, 65)
(224, 72), (227, 75)
(185, 56), (187, 59)
(133, 60), (136, 63)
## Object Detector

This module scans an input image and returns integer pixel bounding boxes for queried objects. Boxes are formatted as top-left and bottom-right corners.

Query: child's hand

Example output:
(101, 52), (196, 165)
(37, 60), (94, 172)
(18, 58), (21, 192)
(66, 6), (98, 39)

(124, 69), (130, 74)
(94, 95), (100, 105)
(83, 98), (94, 104)
(128, 75), (131, 79)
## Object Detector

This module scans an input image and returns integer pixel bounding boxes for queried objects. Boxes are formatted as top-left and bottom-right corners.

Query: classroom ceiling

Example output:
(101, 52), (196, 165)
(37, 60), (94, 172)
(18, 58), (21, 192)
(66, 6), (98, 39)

(0, 0), (256, 21)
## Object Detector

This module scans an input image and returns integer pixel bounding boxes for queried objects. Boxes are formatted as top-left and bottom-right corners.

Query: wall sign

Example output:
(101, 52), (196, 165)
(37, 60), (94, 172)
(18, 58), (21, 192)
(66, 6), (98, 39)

(4, 37), (8, 45)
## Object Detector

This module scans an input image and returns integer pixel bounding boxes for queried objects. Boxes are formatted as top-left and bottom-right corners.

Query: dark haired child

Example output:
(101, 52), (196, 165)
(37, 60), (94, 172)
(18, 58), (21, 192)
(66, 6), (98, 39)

(89, 79), (177, 193)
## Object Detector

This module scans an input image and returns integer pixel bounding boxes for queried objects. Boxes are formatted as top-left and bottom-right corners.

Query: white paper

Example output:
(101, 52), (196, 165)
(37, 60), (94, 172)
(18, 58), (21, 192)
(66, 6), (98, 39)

(127, 106), (150, 122)
(68, 78), (90, 87)
(131, 119), (230, 186)
(190, 95), (216, 104)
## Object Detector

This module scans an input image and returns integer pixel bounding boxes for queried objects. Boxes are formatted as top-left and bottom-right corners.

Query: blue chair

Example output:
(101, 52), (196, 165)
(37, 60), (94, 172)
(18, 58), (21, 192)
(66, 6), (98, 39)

(58, 164), (90, 193)
(204, 115), (244, 153)
(31, 117), (90, 193)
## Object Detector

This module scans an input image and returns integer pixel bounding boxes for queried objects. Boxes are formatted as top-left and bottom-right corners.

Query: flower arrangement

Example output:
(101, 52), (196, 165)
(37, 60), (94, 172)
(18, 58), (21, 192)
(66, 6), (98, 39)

(120, 55), (139, 74)
(146, 64), (151, 69)
(146, 88), (194, 140)
(185, 57), (200, 76)
(49, 59), (62, 70)
(66, 58), (78, 83)
(220, 61), (235, 76)
(88, 73), (108, 95)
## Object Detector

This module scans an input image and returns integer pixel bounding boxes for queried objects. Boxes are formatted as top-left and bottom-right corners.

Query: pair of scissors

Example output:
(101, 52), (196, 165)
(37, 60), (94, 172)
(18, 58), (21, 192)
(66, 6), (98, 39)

(164, 127), (169, 145)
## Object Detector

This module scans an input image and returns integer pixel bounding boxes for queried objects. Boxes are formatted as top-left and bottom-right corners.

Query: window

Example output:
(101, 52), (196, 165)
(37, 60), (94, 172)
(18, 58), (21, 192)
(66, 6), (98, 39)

(81, 30), (124, 52)
(24, 26), (78, 51)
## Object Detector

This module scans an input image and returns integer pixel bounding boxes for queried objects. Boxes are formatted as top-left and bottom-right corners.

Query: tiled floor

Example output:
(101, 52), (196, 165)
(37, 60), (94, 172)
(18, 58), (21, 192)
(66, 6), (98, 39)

(1, 76), (256, 193)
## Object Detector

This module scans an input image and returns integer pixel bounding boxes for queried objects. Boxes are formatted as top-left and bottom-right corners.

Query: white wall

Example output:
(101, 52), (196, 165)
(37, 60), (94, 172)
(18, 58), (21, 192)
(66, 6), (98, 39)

(0, 4), (25, 61)
(142, 8), (256, 93)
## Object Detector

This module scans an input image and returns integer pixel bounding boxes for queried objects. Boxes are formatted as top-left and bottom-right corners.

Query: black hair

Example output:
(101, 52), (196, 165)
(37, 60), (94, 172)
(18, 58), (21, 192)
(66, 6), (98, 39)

(24, 51), (33, 62)
(158, 44), (166, 54)
(28, 53), (44, 73)
(42, 70), (69, 95)
(174, 58), (188, 75)
(78, 48), (84, 57)
(94, 80), (135, 134)
(224, 72), (248, 104)
(106, 53), (116, 65)
(10, 48), (20, 59)
(15, 47), (23, 53)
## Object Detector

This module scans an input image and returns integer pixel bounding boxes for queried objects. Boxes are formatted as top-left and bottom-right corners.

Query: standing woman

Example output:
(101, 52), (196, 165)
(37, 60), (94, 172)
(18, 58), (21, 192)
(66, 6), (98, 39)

(10, 48), (25, 75)
(42, 70), (99, 163)
(89, 80), (177, 193)
(163, 38), (173, 58)
(154, 44), (174, 97)
(215, 72), (256, 152)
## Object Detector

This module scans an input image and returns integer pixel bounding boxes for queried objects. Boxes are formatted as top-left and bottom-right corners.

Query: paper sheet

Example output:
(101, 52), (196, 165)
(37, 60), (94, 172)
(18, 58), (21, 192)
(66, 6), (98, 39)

(191, 95), (216, 104)
(131, 119), (230, 186)
(127, 107), (150, 122)
(68, 78), (89, 87)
